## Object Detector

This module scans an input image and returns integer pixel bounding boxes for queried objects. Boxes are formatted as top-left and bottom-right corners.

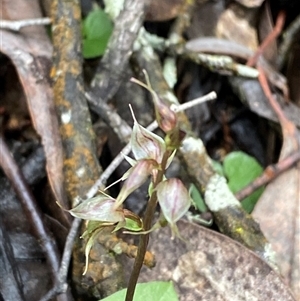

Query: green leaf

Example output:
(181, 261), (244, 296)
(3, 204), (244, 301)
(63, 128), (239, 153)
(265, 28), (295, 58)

(223, 151), (264, 213)
(100, 281), (179, 301)
(82, 38), (109, 58)
(211, 159), (224, 176)
(82, 8), (113, 58)
(189, 184), (207, 213)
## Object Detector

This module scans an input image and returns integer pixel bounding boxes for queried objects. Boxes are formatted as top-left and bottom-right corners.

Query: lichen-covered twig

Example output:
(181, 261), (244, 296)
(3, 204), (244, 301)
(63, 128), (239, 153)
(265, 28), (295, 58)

(185, 37), (288, 98)
(51, 0), (101, 203)
(0, 18), (51, 31)
(180, 137), (277, 268)
(51, 0), (106, 299)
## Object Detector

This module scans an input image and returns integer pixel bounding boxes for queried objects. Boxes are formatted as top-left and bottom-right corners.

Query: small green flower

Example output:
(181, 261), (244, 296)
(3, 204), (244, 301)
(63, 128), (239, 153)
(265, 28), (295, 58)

(77, 209), (144, 275)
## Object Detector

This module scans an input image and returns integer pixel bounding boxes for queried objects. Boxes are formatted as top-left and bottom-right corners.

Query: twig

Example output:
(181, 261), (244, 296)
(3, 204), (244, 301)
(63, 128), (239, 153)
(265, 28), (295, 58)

(0, 217), (26, 301)
(0, 135), (61, 295)
(89, 0), (147, 102)
(85, 92), (133, 145)
(0, 18), (51, 31)
(247, 11), (286, 67)
(40, 0), (102, 299)
(257, 65), (296, 139)
(185, 37), (288, 99)
(235, 151), (300, 201)
(171, 91), (217, 112)
(51, 0), (101, 205)
(39, 218), (82, 301)
(85, 0), (148, 145)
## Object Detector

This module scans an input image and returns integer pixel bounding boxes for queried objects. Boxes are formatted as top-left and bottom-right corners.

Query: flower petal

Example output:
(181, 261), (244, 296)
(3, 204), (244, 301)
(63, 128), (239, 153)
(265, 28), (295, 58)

(115, 159), (155, 207)
(130, 105), (166, 163)
(69, 195), (124, 222)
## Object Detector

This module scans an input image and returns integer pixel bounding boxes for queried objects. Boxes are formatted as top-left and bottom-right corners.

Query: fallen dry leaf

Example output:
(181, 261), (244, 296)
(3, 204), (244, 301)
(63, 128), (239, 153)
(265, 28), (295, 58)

(257, 1), (278, 64)
(122, 220), (295, 301)
(216, 1), (258, 50)
(286, 44), (300, 106)
(252, 130), (300, 300)
(145, 0), (185, 21)
(0, 0), (68, 211)
(187, 0), (225, 39)
(251, 26), (300, 298)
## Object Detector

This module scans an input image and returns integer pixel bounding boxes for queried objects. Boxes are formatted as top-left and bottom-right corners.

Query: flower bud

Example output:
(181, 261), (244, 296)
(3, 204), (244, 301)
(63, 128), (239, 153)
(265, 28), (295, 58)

(130, 75), (177, 132)
(156, 178), (192, 235)
(154, 98), (177, 133)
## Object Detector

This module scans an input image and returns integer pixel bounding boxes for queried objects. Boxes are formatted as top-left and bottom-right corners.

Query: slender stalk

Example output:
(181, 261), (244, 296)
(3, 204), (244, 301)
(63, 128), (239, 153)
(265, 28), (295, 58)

(125, 151), (170, 301)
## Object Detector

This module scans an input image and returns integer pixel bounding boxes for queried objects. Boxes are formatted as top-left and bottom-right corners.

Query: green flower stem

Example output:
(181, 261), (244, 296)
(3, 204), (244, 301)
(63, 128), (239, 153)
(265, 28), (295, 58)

(125, 151), (171, 301)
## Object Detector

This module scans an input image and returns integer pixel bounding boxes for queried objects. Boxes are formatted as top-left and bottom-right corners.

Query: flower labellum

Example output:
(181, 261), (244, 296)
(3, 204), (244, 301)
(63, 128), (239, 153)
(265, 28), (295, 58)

(115, 209), (143, 232)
